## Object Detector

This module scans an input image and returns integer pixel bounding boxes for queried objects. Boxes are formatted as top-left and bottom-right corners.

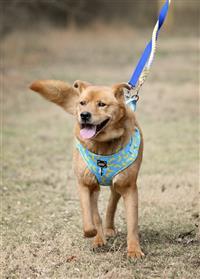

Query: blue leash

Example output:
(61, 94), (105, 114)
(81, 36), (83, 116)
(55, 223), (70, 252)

(126, 0), (171, 111)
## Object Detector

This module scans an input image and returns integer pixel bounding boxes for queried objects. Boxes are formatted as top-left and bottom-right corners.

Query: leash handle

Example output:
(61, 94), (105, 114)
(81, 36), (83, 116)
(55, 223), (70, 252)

(126, 0), (171, 111)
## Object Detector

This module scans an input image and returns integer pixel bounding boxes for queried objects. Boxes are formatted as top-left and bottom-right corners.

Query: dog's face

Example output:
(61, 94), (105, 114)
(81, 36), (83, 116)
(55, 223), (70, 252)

(30, 80), (130, 142)
(77, 83), (128, 141)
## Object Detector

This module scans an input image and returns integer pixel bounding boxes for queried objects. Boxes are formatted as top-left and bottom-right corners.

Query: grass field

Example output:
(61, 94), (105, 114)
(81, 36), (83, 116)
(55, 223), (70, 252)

(1, 26), (199, 278)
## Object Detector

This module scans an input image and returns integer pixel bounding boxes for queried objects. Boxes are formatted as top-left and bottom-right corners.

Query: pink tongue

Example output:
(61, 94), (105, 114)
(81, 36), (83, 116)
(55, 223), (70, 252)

(80, 126), (96, 139)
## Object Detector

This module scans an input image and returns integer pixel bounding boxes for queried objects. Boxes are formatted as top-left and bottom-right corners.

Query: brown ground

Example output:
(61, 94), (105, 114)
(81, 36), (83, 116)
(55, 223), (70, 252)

(1, 26), (199, 278)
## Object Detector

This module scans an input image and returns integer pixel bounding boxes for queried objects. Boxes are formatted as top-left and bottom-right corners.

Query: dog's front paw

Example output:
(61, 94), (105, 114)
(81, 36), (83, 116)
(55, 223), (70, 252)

(127, 248), (145, 259)
(92, 234), (106, 248)
(84, 228), (97, 238)
(105, 228), (117, 238)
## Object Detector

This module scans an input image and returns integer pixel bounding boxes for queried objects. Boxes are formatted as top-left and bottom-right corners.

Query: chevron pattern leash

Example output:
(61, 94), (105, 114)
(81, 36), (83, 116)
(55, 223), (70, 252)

(126, 0), (171, 111)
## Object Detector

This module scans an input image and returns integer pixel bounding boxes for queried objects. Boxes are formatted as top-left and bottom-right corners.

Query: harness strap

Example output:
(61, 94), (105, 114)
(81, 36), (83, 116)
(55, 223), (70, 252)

(76, 128), (141, 186)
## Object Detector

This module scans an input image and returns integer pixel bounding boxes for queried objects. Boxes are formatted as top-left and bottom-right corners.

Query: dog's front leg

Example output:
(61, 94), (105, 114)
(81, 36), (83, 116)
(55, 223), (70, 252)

(78, 184), (97, 238)
(124, 185), (144, 258)
(91, 190), (106, 248)
(105, 187), (121, 237)
(118, 184), (144, 258)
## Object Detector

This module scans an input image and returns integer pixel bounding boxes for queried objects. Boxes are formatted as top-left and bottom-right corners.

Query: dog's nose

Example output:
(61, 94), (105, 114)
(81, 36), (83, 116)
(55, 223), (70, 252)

(80, 111), (91, 122)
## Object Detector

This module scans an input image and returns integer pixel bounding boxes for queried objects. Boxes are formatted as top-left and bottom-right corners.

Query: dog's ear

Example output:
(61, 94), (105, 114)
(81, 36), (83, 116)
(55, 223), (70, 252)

(73, 80), (91, 93)
(112, 82), (131, 101)
(30, 80), (79, 115)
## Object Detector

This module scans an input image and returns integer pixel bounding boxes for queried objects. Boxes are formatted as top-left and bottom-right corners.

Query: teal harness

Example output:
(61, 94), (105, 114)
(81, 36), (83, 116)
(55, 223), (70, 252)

(76, 128), (141, 186)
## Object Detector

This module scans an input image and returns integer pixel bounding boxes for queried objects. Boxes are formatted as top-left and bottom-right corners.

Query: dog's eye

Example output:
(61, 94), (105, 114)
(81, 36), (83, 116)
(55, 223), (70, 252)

(80, 101), (86, 106)
(98, 101), (106, 107)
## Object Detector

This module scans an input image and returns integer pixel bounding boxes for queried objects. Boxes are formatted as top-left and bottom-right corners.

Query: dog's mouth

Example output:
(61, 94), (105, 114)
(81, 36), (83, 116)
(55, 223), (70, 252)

(80, 118), (110, 139)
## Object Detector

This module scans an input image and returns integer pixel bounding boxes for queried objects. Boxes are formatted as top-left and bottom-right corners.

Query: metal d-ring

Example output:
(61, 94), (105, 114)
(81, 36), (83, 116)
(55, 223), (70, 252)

(132, 93), (139, 102)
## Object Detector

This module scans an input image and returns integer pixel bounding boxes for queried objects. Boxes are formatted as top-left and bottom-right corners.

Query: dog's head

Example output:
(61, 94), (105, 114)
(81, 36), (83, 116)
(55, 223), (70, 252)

(30, 80), (131, 142)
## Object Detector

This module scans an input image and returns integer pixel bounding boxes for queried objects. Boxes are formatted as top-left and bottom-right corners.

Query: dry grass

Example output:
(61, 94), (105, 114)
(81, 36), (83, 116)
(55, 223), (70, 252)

(1, 26), (200, 278)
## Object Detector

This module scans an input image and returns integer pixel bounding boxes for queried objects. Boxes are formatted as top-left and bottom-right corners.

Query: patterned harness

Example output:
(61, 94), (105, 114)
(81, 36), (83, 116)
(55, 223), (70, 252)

(76, 128), (141, 186)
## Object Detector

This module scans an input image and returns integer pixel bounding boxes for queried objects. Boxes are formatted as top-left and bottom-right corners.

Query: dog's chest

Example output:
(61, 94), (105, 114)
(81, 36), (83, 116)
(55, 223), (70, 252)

(74, 128), (141, 187)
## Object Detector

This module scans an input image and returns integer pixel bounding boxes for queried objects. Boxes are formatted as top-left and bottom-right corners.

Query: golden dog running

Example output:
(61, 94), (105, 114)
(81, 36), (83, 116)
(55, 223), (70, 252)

(30, 80), (144, 258)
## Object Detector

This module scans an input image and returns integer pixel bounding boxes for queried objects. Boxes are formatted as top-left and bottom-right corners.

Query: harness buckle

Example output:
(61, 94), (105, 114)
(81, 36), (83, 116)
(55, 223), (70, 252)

(97, 160), (107, 176)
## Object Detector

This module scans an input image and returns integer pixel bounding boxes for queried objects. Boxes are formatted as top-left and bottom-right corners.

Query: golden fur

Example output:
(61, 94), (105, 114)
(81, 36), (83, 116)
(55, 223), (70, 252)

(30, 80), (144, 258)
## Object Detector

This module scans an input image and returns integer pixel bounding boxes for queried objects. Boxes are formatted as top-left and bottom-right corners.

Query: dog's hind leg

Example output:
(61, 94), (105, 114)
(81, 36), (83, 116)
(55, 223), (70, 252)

(79, 184), (97, 238)
(105, 187), (121, 237)
(91, 190), (106, 248)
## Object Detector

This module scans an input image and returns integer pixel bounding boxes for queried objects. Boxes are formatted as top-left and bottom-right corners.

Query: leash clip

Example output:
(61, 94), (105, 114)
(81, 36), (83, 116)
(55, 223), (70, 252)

(125, 85), (140, 112)
(130, 92), (139, 103)
(125, 83), (139, 100)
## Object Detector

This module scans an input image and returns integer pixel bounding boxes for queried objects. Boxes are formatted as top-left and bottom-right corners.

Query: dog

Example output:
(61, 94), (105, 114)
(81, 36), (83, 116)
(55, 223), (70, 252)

(30, 79), (144, 258)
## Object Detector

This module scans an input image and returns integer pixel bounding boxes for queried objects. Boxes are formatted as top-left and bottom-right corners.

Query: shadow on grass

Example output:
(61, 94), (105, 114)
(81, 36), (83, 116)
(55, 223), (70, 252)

(92, 227), (199, 255)
(140, 227), (199, 245)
